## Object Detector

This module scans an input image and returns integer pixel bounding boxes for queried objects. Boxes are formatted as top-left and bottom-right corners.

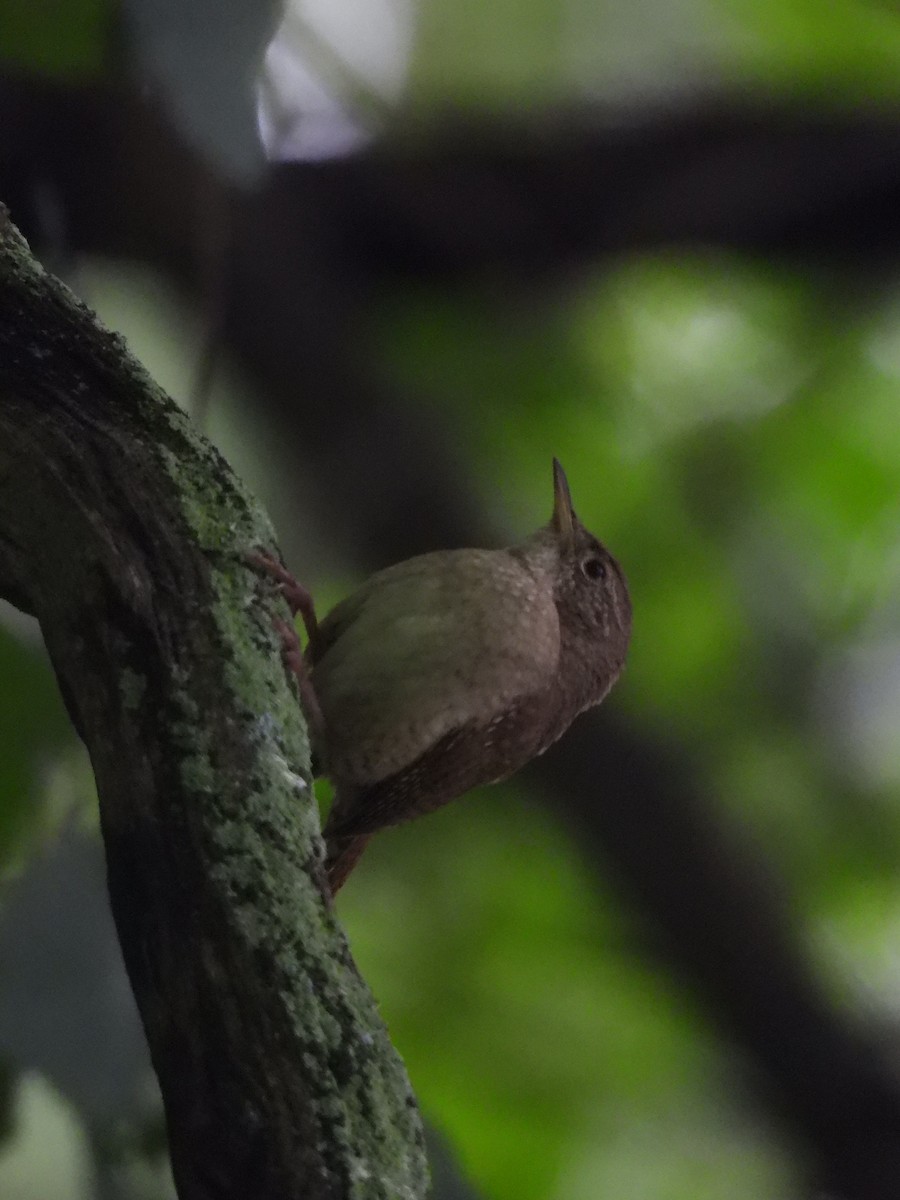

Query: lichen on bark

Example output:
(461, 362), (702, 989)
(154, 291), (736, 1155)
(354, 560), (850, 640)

(0, 209), (428, 1200)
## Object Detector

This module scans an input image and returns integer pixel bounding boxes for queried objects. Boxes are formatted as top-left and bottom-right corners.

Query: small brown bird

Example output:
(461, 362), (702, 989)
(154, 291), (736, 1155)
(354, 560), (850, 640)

(254, 460), (631, 894)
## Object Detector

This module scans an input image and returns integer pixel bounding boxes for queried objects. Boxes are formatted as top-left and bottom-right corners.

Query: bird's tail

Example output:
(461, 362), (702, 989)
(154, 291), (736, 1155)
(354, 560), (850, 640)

(325, 832), (372, 894)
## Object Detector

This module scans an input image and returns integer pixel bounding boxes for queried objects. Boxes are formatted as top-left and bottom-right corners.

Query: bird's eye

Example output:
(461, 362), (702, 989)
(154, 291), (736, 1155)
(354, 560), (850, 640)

(582, 557), (606, 581)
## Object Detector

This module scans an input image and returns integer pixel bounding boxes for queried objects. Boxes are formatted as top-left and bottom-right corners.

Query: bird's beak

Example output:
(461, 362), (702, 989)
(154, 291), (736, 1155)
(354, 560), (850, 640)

(551, 458), (576, 552)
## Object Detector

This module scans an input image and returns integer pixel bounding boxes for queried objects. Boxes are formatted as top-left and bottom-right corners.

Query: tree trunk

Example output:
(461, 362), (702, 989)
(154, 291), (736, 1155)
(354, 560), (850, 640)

(0, 206), (428, 1200)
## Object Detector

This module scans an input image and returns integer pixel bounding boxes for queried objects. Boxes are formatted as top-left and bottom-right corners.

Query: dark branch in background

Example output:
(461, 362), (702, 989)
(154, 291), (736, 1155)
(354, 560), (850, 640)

(0, 211), (427, 1200)
(11, 82), (900, 272)
(8, 85), (900, 560)
(538, 714), (900, 1200)
(208, 102), (900, 564)
(6, 74), (900, 1199)
(9, 85), (900, 558)
(314, 104), (900, 274)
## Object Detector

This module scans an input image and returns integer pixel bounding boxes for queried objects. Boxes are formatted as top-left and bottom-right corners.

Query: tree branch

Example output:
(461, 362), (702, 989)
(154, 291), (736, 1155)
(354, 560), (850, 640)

(0, 207), (427, 1200)
(541, 713), (900, 1199)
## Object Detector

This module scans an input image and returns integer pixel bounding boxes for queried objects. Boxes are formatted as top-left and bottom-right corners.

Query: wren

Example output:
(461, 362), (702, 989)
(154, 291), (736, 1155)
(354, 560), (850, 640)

(253, 460), (631, 894)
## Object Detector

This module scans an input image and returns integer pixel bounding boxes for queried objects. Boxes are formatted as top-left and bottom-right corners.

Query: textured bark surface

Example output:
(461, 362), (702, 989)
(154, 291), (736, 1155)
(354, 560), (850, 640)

(0, 208), (427, 1200)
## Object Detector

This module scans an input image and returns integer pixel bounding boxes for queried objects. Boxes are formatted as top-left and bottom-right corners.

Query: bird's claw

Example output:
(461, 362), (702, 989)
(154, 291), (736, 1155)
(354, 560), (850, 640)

(246, 550), (319, 648)
(247, 551), (326, 746)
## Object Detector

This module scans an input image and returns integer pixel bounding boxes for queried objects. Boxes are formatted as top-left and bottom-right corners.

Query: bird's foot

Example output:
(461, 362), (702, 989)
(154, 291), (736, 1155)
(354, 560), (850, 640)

(247, 552), (325, 745)
(246, 551), (319, 649)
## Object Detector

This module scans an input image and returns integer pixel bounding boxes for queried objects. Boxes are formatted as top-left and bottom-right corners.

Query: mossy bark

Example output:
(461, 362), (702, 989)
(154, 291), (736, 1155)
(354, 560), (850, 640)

(0, 208), (428, 1200)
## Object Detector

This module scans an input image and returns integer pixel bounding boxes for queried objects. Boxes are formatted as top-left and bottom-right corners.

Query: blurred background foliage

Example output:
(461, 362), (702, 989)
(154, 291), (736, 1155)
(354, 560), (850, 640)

(2, 0), (900, 1198)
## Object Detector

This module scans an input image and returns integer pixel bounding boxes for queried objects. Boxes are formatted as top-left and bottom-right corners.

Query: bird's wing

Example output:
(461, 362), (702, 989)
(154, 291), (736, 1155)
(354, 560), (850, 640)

(311, 548), (560, 785)
(323, 685), (556, 840)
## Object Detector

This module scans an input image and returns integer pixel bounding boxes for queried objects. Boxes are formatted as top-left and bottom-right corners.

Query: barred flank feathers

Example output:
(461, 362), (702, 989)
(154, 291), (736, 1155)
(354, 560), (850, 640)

(325, 833), (372, 894)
